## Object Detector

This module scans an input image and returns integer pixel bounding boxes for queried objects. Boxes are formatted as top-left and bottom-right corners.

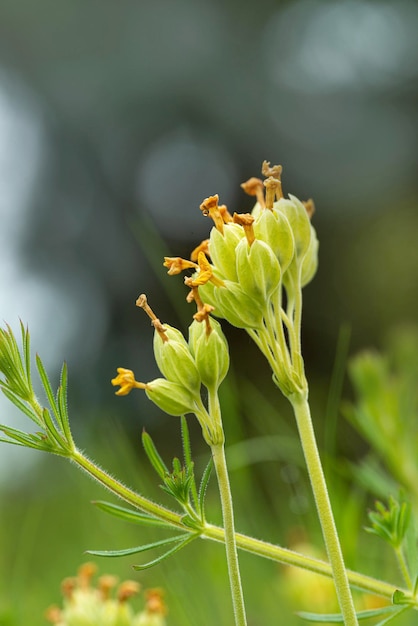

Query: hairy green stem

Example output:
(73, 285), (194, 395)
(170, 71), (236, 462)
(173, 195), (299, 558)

(68, 447), (408, 604)
(212, 442), (248, 626)
(395, 546), (413, 591)
(208, 389), (247, 625)
(202, 524), (403, 599)
(290, 392), (359, 625)
(71, 449), (185, 528)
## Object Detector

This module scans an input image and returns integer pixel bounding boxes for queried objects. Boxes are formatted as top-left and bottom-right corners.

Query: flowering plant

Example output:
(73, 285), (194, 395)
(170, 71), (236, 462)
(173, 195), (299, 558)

(1, 162), (417, 625)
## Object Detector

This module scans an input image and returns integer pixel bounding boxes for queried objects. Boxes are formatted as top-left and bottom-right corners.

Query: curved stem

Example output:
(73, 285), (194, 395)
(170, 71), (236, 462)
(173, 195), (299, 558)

(290, 393), (359, 625)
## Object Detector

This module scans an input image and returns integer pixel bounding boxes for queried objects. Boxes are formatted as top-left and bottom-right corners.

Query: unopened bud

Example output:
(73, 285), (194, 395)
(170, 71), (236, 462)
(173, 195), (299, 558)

(153, 324), (201, 393)
(235, 238), (281, 302)
(188, 318), (230, 390)
(253, 206), (295, 274)
(300, 227), (319, 287)
(145, 378), (198, 416)
(208, 223), (244, 282)
(209, 281), (264, 330)
(276, 195), (312, 262)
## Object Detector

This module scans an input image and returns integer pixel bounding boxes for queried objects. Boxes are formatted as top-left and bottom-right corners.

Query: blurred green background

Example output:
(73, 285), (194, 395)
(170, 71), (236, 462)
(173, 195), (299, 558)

(1, 0), (418, 624)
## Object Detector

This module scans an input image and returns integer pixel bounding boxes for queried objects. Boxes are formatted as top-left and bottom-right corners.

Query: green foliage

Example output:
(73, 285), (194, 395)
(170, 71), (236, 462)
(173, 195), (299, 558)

(344, 329), (418, 506)
(0, 322), (74, 455)
(298, 605), (405, 624)
(4, 164), (418, 625)
(142, 416), (213, 527)
(366, 497), (411, 550)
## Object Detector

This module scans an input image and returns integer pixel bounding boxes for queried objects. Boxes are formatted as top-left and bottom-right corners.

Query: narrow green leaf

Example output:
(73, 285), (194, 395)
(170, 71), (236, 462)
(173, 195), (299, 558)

(36, 355), (62, 428)
(181, 415), (192, 466)
(57, 363), (74, 447)
(142, 430), (169, 480)
(298, 605), (399, 623)
(181, 415), (199, 509)
(0, 436), (27, 448)
(198, 457), (213, 520)
(172, 457), (182, 474)
(0, 387), (43, 427)
(41, 408), (66, 450)
(87, 533), (190, 558)
(21, 321), (32, 391)
(374, 606), (411, 626)
(92, 501), (172, 528)
(132, 533), (197, 570)
(0, 425), (51, 451)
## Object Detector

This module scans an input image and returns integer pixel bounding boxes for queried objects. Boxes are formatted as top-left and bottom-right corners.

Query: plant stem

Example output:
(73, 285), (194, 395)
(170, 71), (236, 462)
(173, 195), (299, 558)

(290, 392), (359, 625)
(211, 442), (247, 626)
(202, 524), (403, 600)
(71, 448), (184, 528)
(68, 447), (407, 605)
(395, 546), (413, 590)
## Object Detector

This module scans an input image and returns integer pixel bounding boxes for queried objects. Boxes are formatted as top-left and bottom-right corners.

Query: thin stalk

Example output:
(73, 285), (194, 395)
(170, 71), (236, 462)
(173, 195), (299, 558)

(395, 546), (413, 590)
(211, 442), (247, 626)
(208, 389), (247, 626)
(290, 392), (359, 626)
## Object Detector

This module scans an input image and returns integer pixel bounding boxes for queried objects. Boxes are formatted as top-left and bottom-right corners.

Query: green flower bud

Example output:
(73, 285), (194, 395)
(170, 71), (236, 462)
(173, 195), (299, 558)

(209, 223), (244, 281)
(235, 238), (281, 302)
(253, 207), (295, 273)
(153, 324), (201, 393)
(276, 195), (311, 262)
(188, 318), (230, 390)
(300, 226), (319, 287)
(211, 281), (264, 330)
(145, 378), (198, 416)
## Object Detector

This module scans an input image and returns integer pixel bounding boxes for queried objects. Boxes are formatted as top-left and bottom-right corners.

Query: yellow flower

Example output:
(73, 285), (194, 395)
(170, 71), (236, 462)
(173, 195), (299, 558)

(111, 368), (146, 396)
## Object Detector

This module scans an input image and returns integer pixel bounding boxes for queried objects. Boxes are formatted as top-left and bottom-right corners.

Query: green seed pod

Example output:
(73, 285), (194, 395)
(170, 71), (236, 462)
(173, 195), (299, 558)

(300, 226), (319, 287)
(153, 324), (201, 393)
(212, 281), (264, 330)
(235, 238), (281, 302)
(188, 318), (230, 390)
(253, 207), (295, 273)
(145, 378), (198, 416)
(276, 195), (311, 262)
(209, 223), (244, 282)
